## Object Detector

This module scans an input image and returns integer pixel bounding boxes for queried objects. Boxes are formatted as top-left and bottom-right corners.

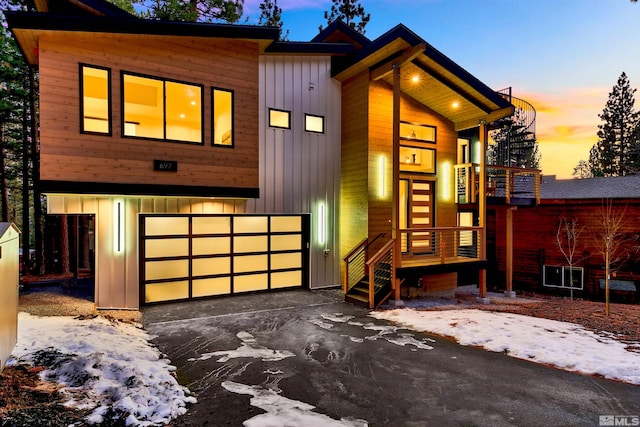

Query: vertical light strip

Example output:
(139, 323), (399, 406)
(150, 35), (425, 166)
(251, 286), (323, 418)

(441, 161), (452, 201)
(380, 155), (386, 198)
(318, 202), (326, 245)
(114, 199), (124, 253)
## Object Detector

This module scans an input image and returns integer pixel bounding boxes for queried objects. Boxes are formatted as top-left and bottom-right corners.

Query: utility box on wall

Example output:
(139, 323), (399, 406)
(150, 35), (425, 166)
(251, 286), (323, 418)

(0, 223), (20, 372)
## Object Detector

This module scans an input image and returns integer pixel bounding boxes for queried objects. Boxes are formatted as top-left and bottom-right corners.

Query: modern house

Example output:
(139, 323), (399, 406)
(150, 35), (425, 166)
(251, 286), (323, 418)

(6, 0), (535, 310)
(488, 175), (640, 301)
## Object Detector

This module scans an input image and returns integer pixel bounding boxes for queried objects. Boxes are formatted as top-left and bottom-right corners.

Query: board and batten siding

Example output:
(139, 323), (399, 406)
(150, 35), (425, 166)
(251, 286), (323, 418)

(247, 55), (341, 288)
(47, 195), (246, 309)
(37, 33), (260, 192)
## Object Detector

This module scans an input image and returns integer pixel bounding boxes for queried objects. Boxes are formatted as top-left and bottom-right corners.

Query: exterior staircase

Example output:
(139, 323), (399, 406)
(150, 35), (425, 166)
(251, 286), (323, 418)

(343, 237), (396, 308)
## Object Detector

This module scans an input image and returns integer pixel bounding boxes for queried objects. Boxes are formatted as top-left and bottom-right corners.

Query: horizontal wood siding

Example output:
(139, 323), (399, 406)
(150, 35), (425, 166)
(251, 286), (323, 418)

(340, 72), (370, 259)
(38, 33), (259, 193)
(367, 81), (393, 252)
(490, 200), (640, 298)
(368, 79), (459, 245)
(398, 83), (458, 227)
(248, 55), (341, 288)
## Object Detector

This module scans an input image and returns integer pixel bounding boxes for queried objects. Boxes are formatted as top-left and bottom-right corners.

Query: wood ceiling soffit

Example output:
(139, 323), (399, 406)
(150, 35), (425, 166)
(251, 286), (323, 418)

(370, 43), (426, 81)
(454, 106), (515, 131)
(411, 59), (493, 114)
(333, 38), (410, 81)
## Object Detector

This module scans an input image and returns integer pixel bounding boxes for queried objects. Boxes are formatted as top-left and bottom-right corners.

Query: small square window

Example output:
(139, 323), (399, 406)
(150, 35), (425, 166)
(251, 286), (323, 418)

(269, 108), (291, 129)
(304, 113), (324, 134)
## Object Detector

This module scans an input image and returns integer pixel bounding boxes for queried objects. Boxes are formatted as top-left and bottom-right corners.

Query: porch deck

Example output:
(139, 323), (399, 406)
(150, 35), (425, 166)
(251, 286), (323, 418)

(400, 254), (483, 268)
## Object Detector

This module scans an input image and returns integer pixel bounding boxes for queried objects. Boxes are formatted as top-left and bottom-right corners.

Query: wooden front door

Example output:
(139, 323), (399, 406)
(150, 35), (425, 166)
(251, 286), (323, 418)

(400, 176), (435, 254)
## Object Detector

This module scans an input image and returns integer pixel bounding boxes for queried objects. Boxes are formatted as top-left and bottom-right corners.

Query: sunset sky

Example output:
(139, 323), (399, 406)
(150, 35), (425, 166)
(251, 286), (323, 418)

(243, 0), (640, 179)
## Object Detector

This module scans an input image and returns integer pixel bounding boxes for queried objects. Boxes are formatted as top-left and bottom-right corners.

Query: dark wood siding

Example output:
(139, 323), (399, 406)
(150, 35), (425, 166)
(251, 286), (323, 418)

(489, 200), (640, 298)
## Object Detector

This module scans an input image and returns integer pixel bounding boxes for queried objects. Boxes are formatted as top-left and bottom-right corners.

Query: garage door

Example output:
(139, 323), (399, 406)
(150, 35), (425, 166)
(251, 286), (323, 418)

(139, 214), (310, 304)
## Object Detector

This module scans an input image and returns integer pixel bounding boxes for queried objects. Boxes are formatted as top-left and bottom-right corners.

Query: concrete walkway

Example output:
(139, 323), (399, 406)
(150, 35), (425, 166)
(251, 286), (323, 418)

(143, 289), (640, 426)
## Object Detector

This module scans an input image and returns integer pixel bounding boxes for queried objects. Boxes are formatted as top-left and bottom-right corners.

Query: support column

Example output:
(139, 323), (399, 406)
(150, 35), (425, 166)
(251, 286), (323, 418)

(392, 63), (402, 302)
(505, 206), (516, 297)
(478, 122), (488, 300)
(392, 63), (400, 255)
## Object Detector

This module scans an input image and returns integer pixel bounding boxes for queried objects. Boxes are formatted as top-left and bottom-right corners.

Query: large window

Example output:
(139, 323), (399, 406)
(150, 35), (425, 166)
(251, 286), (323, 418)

(80, 64), (111, 135)
(122, 72), (203, 144)
(212, 88), (234, 146)
(399, 121), (436, 174)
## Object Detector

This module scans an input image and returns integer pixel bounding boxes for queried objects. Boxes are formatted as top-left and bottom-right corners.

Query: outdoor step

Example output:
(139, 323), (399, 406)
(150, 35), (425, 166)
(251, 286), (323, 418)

(345, 293), (369, 307)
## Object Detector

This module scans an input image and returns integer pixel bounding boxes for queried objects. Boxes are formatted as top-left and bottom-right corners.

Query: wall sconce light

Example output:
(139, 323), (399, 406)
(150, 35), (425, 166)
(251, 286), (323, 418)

(113, 199), (124, 253)
(440, 161), (452, 201)
(380, 156), (386, 198)
(318, 202), (326, 245)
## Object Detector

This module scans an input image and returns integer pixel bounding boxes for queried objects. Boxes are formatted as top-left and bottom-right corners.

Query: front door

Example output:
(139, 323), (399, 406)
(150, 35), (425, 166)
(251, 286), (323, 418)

(399, 176), (435, 254)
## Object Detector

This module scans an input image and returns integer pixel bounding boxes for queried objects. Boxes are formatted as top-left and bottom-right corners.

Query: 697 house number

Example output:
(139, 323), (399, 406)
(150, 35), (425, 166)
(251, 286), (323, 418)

(154, 160), (178, 172)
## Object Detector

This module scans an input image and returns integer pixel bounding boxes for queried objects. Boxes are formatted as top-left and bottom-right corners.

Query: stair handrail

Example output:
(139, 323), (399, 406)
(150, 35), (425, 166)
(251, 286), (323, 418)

(365, 238), (396, 308)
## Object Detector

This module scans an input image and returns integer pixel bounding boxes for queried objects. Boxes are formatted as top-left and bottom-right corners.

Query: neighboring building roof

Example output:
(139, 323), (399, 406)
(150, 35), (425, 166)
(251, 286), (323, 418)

(312, 20), (371, 50)
(541, 175), (640, 200)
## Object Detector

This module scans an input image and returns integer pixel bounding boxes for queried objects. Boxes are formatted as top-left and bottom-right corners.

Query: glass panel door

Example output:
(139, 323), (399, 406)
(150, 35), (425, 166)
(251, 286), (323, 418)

(400, 177), (435, 254)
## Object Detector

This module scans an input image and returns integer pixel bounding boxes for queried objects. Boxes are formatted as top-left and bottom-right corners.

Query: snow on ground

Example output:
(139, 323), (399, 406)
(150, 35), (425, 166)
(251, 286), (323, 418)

(221, 381), (368, 427)
(371, 308), (640, 385)
(9, 312), (196, 426)
(187, 331), (295, 362)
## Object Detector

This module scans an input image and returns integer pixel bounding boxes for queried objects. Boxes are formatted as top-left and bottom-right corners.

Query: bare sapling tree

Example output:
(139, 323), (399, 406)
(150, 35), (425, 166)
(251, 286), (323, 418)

(556, 216), (584, 300)
(591, 199), (630, 316)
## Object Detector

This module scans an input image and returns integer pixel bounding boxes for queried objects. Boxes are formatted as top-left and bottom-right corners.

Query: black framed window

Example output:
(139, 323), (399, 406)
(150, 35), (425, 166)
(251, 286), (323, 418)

(121, 72), (203, 144)
(400, 121), (436, 143)
(304, 113), (324, 134)
(80, 64), (111, 135)
(212, 88), (234, 147)
(269, 108), (291, 130)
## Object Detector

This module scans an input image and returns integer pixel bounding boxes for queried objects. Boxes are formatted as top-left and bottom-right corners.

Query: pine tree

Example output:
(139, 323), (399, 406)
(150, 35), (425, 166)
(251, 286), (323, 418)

(258, 0), (288, 41)
(588, 72), (640, 176)
(321, 0), (370, 35)
(138, 0), (244, 23)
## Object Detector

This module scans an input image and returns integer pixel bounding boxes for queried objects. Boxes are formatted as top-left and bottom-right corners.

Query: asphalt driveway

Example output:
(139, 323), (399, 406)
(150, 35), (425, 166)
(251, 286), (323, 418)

(143, 289), (640, 426)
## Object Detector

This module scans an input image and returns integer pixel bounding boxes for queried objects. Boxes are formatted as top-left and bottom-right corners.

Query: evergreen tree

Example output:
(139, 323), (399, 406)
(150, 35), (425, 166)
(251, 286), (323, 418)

(137, 0), (244, 23)
(258, 0), (288, 41)
(321, 0), (370, 35)
(571, 159), (593, 179)
(588, 72), (640, 176)
(0, 19), (29, 223)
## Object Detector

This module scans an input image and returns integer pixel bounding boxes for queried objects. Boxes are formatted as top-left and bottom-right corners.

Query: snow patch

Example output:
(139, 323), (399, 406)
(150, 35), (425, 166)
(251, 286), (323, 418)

(11, 312), (195, 426)
(371, 308), (640, 385)
(222, 381), (368, 427)
(188, 331), (295, 362)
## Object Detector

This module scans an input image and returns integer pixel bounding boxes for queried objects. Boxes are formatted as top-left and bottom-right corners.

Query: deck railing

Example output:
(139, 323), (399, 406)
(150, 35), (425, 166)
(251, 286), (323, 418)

(365, 239), (396, 308)
(400, 226), (482, 263)
(454, 163), (541, 205)
(487, 165), (541, 204)
(454, 163), (479, 204)
(342, 237), (368, 294)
